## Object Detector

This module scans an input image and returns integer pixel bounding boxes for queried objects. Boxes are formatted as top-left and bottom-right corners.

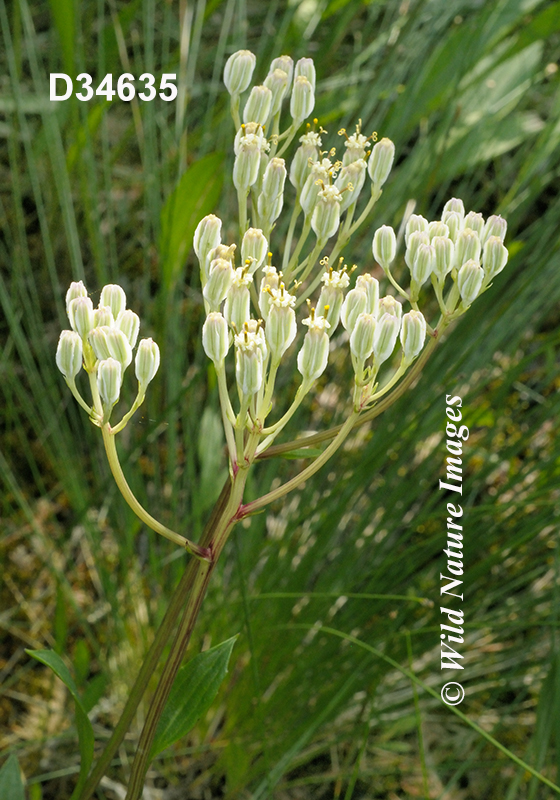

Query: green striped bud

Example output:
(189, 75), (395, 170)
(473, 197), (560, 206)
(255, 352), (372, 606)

(373, 312), (401, 365)
(432, 236), (455, 281)
(241, 228), (268, 274)
(356, 274), (379, 316)
(297, 314), (330, 384)
(372, 225), (397, 271)
(294, 57), (316, 90)
(65, 281), (88, 325)
(378, 295), (402, 321)
(257, 157), (287, 226)
(454, 228), (481, 268)
(100, 284), (126, 321)
(367, 138), (395, 188)
(70, 296), (94, 340)
(405, 214), (429, 245)
(89, 325), (132, 368)
(311, 185), (342, 242)
(116, 309), (140, 348)
(203, 258), (234, 310)
(243, 85), (273, 126)
(135, 338), (160, 387)
(404, 231), (430, 272)
(464, 211), (484, 237)
(457, 260), (484, 306)
(400, 310), (426, 362)
(270, 55), (294, 84)
(341, 286), (368, 333)
(265, 286), (297, 359)
(224, 50), (256, 95)
(482, 236), (508, 282)
(410, 242), (435, 285)
(97, 357), (122, 409)
(335, 158), (367, 213)
(290, 76), (315, 123)
(441, 211), (461, 243)
(289, 131), (322, 194)
(224, 268), (252, 332)
(264, 69), (289, 116)
(350, 312), (376, 361)
(194, 215), (222, 282)
(94, 306), (114, 328)
(482, 214), (507, 245)
(317, 268), (350, 334)
(300, 158), (332, 216)
(56, 330), (83, 379)
(235, 326), (265, 396)
(202, 312), (230, 365)
(442, 197), (465, 220)
(428, 220), (449, 240)
(233, 130), (268, 191)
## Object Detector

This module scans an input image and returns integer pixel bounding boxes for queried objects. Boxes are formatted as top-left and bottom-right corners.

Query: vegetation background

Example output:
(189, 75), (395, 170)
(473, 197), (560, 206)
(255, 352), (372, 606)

(1, 0), (560, 797)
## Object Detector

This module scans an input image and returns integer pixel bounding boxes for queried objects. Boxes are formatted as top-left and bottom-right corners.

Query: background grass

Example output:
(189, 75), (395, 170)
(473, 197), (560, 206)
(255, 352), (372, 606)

(1, 0), (560, 798)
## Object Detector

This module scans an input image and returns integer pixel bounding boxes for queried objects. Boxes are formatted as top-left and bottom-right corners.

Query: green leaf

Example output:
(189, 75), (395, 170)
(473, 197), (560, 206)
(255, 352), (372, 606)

(159, 152), (224, 288)
(0, 755), (25, 800)
(48, 0), (75, 74)
(151, 636), (237, 757)
(26, 649), (94, 799)
(276, 447), (323, 460)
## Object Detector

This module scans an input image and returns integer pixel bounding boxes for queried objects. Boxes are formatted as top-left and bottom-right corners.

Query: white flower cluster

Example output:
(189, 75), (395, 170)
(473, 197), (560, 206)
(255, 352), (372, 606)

(190, 50), (511, 465)
(373, 198), (508, 309)
(56, 281), (159, 427)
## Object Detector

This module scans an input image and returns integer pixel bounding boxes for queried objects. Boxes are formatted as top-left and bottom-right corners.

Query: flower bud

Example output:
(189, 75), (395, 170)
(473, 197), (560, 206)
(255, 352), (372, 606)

(290, 75), (315, 123)
(432, 236), (455, 281)
(89, 326), (112, 361)
(270, 55), (294, 84)
(89, 326), (132, 368)
(410, 242), (435, 285)
(482, 214), (507, 245)
(311, 185), (342, 242)
(265, 287), (297, 360)
(373, 312), (401, 365)
(233, 129), (268, 191)
(100, 284), (127, 321)
(404, 231), (430, 271)
(94, 305), (114, 327)
(297, 314), (330, 384)
(243, 85), (273, 126)
(224, 268), (252, 332)
(367, 138), (395, 187)
(372, 225), (397, 271)
(350, 313), (376, 361)
(428, 221), (449, 240)
(454, 228), (481, 268)
(264, 69), (289, 116)
(97, 357), (122, 409)
(317, 268), (350, 335)
(202, 312), (230, 365)
(224, 49), (256, 95)
(355, 274), (379, 315)
(70, 296), (94, 339)
(294, 57), (316, 90)
(241, 228), (268, 274)
(194, 215), (222, 282)
(66, 281), (88, 325)
(203, 259), (234, 311)
(378, 295), (402, 321)
(482, 236), (508, 282)
(235, 326), (265, 396)
(259, 265), (280, 320)
(442, 197), (465, 220)
(335, 158), (367, 212)
(457, 260), (484, 306)
(463, 211), (484, 237)
(400, 310), (426, 362)
(289, 131), (322, 194)
(135, 338), (160, 387)
(405, 214), (429, 245)
(441, 211), (461, 242)
(300, 158), (332, 216)
(114, 309), (139, 348)
(341, 286), (368, 333)
(56, 330), (83, 379)
(257, 157), (287, 226)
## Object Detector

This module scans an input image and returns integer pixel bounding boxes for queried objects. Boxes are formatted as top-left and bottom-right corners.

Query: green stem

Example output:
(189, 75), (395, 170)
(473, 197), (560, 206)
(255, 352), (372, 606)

(238, 187), (248, 236)
(65, 376), (93, 415)
(78, 478), (233, 800)
(124, 471), (249, 800)
(243, 411), (359, 516)
(230, 94), (241, 130)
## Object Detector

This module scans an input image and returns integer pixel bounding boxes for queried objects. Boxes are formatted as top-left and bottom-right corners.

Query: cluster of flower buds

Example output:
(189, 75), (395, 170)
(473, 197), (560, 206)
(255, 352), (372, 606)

(373, 199), (508, 310)
(56, 281), (160, 426)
